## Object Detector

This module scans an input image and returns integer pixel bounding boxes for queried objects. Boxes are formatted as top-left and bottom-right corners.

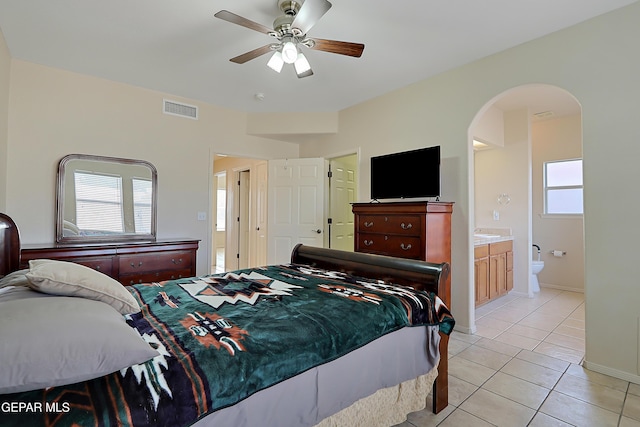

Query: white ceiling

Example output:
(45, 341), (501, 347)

(0, 0), (636, 114)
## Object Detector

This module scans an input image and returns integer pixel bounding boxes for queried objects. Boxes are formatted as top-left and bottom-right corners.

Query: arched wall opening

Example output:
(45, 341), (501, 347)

(467, 83), (583, 336)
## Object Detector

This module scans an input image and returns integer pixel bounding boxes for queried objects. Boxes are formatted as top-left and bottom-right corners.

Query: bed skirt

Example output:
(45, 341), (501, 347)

(192, 325), (440, 427)
(314, 367), (437, 427)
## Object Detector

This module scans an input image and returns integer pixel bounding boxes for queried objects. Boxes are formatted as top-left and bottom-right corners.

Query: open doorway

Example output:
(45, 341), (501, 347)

(213, 171), (226, 273)
(469, 84), (584, 335)
(212, 155), (267, 272)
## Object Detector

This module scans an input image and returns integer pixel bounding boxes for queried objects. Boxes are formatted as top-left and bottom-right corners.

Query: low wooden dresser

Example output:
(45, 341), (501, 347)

(20, 239), (199, 286)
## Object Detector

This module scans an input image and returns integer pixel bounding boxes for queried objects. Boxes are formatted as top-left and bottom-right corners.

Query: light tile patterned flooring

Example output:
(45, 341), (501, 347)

(395, 288), (640, 426)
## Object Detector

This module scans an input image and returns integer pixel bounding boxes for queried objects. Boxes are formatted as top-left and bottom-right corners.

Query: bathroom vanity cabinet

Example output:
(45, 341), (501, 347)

(475, 240), (513, 306)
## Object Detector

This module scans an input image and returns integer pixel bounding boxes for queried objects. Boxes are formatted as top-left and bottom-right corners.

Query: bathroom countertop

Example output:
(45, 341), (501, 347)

(474, 228), (514, 246)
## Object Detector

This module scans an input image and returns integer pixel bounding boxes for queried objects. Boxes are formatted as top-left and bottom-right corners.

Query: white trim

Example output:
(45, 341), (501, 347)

(582, 360), (640, 385)
(453, 324), (476, 335)
(539, 283), (584, 293)
(539, 214), (583, 220)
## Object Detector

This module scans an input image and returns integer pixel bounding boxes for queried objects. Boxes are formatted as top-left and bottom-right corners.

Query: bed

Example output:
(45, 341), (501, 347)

(0, 212), (454, 427)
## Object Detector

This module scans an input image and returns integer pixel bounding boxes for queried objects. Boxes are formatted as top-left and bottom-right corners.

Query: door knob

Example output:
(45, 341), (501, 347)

(312, 229), (322, 234)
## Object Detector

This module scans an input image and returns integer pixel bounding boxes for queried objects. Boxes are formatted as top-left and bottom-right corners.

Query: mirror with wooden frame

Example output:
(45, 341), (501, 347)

(56, 154), (157, 243)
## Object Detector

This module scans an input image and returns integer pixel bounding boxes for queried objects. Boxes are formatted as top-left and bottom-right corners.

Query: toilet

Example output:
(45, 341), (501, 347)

(531, 244), (544, 292)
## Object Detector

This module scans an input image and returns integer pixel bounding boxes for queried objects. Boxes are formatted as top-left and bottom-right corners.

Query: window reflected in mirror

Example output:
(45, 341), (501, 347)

(56, 154), (157, 243)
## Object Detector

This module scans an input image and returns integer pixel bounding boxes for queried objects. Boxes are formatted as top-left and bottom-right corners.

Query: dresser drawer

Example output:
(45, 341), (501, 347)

(357, 233), (422, 259)
(119, 251), (193, 275)
(71, 257), (115, 277)
(121, 269), (193, 286)
(358, 215), (421, 236)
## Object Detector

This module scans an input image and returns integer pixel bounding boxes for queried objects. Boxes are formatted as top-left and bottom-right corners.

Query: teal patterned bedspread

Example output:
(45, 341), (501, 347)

(0, 263), (454, 427)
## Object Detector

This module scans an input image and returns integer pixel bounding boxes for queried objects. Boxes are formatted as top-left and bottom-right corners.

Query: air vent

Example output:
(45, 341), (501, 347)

(163, 99), (198, 120)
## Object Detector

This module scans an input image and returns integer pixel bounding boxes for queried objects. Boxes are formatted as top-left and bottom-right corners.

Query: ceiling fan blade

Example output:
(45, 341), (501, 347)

(308, 38), (364, 58)
(230, 45), (274, 64)
(214, 10), (273, 35)
(291, 0), (332, 35)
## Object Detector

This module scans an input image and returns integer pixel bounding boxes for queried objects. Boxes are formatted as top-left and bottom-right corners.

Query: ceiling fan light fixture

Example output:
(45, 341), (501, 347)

(267, 51), (285, 72)
(281, 40), (298, 64)
(294, 52), (313, 78)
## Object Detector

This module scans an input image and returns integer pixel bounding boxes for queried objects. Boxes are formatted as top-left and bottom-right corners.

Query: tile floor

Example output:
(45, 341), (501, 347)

(212, 248), (225, 274)
(395, 288), (640, 427)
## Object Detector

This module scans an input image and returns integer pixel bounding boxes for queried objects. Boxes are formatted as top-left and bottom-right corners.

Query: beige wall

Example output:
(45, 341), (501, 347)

(300, 3), (640, 382)
(6, 61), (299, 274)
(0, 29), (10, 213)
(532, 115), (584, 291)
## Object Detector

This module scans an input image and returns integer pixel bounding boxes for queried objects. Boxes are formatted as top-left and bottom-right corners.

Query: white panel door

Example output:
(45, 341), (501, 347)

(267, 158), (325, 265)
(255, 161), (268, 266)
(329, 154), (357, 251)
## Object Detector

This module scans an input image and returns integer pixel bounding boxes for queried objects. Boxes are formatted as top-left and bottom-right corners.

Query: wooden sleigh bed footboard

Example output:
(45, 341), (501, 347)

(291, 243), (451, 414)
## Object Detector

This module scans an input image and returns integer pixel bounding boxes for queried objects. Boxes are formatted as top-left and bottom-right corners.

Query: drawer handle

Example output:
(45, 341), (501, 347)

(400, 243), (412, 251)
(364, 221), (374, 228)
(400, 222), (413, 230)
(129, 279), (142, 286)
(172, 258), (183, 264)
(130, 261), (143, 268)
(95, 265), (101, 271)
(364, 239), (374, 246)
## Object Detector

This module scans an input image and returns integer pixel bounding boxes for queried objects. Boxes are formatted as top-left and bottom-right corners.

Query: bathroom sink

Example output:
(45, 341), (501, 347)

(474, 233), (501, 238)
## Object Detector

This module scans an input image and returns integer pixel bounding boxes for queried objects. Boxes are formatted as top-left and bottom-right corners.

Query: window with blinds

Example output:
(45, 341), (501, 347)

(133, 178), (152, 233)
(544, 159), (583, 215)
(74, 171), (124, 232)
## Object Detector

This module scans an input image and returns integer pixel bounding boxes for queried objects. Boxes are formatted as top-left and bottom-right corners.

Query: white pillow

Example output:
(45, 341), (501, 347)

(0, 290), (158, 393)
(26, 259), (140, 314)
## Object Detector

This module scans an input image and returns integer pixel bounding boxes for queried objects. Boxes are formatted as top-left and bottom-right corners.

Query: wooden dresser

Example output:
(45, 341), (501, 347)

(20, 239), (199, 286)
(353, 200), (452, 257)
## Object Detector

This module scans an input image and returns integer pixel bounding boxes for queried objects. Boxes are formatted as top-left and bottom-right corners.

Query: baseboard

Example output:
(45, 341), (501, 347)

(583, 360), (640, 385)
(452, 324), (476, 335)
(539, 283), (584, 293)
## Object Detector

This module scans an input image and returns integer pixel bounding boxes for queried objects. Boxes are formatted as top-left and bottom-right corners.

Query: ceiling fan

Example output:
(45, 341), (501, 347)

(214, 0), (365, 78)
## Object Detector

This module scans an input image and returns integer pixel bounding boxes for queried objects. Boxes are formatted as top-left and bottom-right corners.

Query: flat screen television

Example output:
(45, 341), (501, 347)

(370, 146), (440, 200)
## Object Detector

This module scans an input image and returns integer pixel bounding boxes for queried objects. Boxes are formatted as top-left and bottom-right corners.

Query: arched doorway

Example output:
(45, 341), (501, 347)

(467, 84), (583, 340)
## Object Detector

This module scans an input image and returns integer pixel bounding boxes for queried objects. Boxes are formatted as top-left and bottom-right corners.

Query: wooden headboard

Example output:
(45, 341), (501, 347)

(290, 243), (451, 414)
(291, 243), (450, 306)
(0, 213), (21, 277)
